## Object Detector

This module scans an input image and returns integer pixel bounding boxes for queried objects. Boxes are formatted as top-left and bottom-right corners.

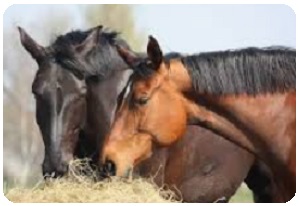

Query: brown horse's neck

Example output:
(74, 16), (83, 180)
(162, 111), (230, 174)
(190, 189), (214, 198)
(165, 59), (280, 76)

(168, 59), (193, 92)
(169, 60), (296, 199)
(167, 60), (257, 156)
(186, 97), (258, 155)
(198, 92), (296, 201)
(199, 93), (295, 162)
(169, 60), (295, 163)
(194, 95), (295, 201)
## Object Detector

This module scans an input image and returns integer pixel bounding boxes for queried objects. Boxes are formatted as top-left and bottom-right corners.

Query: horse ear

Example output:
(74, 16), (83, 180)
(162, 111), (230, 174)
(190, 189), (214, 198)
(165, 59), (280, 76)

(18, 26), (46, 60)
(76, 25), (103, 54)
(147, 35), (163, 69)
(116, 45), (138, 67)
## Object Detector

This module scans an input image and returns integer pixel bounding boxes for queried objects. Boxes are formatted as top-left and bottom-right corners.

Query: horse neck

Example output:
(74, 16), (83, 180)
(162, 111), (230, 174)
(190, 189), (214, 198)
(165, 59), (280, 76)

(167, 61), (250, 151)
(169, 59), (295, 160)
(169, 58), (295, 200)
(168, 59), (193, 92)
(168, 62), (255, 155)
(197, 92), (295, 156)
(184, 89), (295, 198)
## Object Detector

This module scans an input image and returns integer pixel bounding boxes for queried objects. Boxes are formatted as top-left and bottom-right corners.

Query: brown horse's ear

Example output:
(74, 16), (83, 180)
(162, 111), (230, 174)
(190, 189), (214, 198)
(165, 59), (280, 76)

(147, 35), (163, 70)
(76, 25), (103, 54)
(116, 45), (138, 67)
(18, 26), (46, 60)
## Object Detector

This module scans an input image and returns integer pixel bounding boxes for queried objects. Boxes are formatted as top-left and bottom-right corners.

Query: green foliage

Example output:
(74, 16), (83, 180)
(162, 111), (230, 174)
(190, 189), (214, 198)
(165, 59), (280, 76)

(85, 5), (145, 51)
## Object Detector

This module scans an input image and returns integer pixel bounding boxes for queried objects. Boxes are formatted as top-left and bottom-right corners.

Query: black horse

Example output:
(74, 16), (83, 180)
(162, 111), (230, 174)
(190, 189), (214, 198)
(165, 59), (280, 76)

(19, 25), (273, 202)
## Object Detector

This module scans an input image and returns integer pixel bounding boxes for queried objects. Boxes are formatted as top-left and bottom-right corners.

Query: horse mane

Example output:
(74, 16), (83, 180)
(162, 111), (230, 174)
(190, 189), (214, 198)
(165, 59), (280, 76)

(51, 26), (131, 79)
(181, 47), (296, 95)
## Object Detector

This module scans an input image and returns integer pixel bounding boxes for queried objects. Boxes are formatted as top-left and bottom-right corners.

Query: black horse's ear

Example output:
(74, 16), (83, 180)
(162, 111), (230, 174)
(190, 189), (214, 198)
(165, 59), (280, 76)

(147, 35), (163, 70)
(116, 45), (138, 67)
(18, 26), (46, 60)
(76, 25), (103, 54)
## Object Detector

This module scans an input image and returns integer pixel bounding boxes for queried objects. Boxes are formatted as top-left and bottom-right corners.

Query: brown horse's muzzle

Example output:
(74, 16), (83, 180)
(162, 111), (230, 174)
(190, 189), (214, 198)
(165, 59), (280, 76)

(102, 133), (152, 177)
(100, 160), (134, 180)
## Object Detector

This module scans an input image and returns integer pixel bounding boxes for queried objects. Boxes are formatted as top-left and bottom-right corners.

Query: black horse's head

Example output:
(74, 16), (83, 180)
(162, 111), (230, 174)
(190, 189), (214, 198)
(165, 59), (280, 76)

(18, 27), (90, 177)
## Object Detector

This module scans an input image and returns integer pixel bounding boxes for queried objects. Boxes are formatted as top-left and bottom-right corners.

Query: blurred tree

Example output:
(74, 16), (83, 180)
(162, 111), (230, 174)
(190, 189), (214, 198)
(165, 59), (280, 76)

(85, 5), (145, 51)
(3, 29), (43, 188)
(3, 8), (74, 188)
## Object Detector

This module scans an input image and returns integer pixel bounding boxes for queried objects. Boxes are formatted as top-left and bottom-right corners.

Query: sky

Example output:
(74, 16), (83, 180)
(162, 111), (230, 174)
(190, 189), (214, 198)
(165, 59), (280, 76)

(4, 4), (296, 53)
(134, 5), (295, 53)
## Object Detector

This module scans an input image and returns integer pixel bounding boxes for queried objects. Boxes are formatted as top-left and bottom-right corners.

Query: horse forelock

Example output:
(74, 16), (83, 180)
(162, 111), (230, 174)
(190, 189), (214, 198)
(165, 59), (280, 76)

(50, 26), (131, 78)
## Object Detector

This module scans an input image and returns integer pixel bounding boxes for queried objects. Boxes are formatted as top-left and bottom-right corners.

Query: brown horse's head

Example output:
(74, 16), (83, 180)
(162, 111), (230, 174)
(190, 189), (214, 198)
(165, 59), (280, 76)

(18, 27), (102, 177)
(102, 36), (193, 176)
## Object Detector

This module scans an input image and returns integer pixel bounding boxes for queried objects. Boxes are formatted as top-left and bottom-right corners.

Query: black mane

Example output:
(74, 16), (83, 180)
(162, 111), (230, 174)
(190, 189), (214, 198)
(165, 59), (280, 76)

(181, 47), (296, 95)
(51, 26), (131, 79)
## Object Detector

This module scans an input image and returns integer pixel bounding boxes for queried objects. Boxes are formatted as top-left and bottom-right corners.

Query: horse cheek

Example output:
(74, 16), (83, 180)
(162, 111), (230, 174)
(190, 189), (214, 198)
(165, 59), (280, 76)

(168, 105), (188, 143)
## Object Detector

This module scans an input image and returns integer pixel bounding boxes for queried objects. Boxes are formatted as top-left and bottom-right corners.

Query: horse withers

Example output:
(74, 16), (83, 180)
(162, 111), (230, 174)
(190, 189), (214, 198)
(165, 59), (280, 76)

(103, 36), (295, 202)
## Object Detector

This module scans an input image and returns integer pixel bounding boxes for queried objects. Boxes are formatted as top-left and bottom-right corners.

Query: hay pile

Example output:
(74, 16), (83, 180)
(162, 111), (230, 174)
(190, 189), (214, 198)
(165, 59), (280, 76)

(5, 159), (180, 203)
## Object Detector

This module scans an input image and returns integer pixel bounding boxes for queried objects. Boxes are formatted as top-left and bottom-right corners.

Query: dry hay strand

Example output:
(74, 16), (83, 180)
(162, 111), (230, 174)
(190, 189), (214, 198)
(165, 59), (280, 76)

(5, 159), (180, 203)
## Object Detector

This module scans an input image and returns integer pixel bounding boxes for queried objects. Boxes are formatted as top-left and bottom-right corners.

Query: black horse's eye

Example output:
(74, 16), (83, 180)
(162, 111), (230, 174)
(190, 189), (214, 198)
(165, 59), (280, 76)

(135, 97), (149, 105)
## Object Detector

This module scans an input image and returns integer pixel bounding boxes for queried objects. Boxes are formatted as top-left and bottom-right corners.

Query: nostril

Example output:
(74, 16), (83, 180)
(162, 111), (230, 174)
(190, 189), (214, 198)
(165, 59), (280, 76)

(103, 160), (116, 176)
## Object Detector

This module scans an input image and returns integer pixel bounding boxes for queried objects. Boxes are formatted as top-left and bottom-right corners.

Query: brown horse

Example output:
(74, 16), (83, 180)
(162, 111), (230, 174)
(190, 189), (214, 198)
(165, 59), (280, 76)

(102, 36), (296, 202)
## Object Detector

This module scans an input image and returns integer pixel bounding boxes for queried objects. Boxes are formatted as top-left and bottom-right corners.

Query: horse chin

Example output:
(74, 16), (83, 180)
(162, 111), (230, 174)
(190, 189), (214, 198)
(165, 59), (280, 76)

(110, 157), (134, 178)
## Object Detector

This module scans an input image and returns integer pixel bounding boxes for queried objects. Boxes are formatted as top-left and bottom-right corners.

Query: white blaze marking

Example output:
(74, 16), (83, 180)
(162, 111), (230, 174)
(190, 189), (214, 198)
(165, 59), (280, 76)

(110, 70), (132, 124)
(123, 81), (132, 100)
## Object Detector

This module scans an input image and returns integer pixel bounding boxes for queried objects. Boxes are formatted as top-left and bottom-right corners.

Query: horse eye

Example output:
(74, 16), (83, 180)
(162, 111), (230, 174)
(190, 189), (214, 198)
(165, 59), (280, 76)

(135, 97), (149, 105)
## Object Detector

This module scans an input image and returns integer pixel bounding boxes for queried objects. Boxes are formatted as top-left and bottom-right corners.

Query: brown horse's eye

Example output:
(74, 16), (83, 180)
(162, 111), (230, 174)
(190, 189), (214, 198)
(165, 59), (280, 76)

(135, 97), (149, 106)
